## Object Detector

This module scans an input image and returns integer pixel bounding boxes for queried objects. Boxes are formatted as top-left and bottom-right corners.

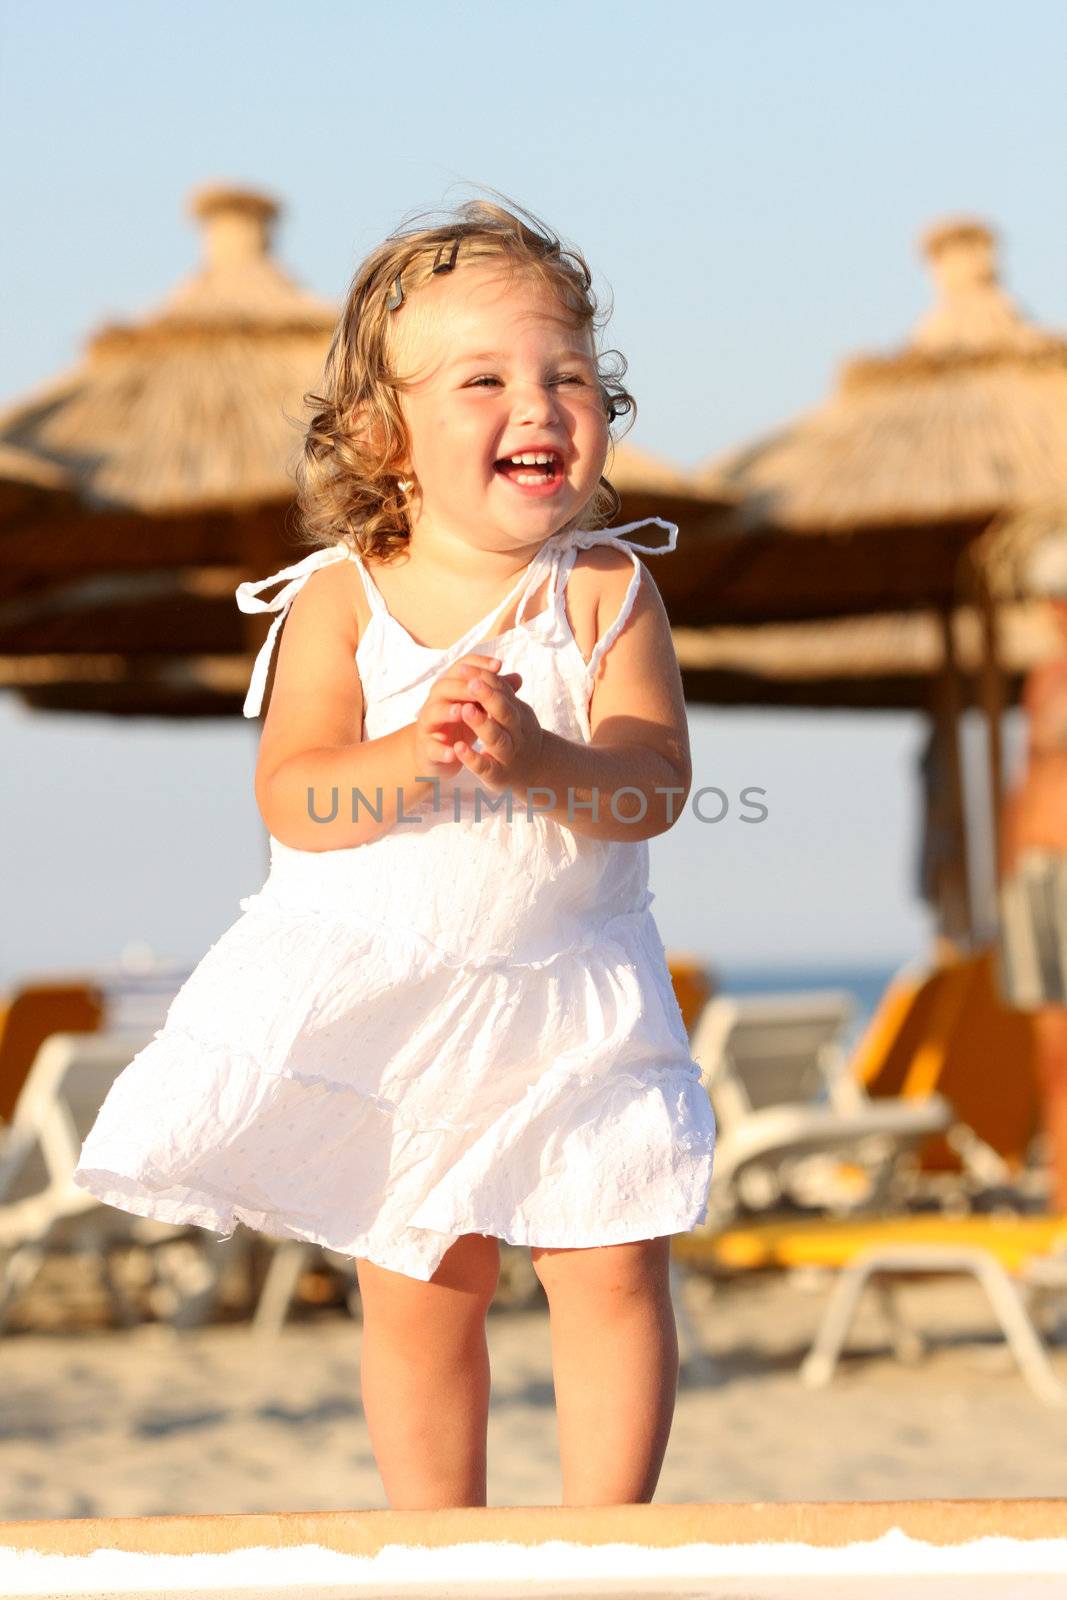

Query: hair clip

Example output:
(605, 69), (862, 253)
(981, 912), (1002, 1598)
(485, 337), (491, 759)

(431, 238), (460, 275)
(385, 271), (405, 311)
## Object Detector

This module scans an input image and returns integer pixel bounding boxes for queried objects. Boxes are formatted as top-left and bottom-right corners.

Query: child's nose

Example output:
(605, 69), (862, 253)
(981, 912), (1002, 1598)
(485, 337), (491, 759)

(509, 382), (561, 426)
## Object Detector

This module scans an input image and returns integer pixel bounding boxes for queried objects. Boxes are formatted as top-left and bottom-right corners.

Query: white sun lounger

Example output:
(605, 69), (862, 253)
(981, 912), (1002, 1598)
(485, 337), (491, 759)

(0, 1030), (240, 1332)
(690, 990), (952, 1225)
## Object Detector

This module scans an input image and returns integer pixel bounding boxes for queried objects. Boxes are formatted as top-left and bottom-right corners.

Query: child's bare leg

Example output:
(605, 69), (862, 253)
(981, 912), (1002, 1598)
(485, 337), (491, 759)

(531, 1236), (678, 1506)
(354, 1233), (500, 1509)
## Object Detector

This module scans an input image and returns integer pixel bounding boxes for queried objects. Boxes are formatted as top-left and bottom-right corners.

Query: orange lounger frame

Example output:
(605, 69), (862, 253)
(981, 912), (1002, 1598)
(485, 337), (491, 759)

(849, 949), (1041, 1175)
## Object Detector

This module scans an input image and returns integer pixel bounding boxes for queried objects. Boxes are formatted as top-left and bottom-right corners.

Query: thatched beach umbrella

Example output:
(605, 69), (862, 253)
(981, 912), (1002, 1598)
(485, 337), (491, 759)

(688, 217), (1067, 951)
(0, 184), (339, 715)
(693, 217), (1067, 620)
(0, 185), (337, 520)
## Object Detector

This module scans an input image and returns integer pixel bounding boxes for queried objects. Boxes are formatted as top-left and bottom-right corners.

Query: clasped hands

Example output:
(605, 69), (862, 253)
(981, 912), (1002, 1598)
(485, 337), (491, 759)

(412, 652), (544, 791)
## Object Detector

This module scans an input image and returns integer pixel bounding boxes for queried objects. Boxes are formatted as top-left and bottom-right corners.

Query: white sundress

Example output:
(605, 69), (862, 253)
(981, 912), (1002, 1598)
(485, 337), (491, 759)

(73, 516), (717, 1282)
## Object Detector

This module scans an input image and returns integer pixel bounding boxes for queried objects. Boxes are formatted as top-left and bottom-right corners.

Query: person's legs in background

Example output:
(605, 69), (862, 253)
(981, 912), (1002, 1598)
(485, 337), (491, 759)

(1032, 1006), (1067, 1211)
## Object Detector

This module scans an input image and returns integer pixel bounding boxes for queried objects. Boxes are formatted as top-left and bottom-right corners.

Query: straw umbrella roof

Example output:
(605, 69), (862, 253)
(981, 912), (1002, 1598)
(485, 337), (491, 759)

(608, 440), (702, 496)
(671, 598), (1062, 711)
(0, 443), (79, 530)
(0, 186), (338, 516)
(0, 443), (73, 501)
(688, 217), (1067, 622)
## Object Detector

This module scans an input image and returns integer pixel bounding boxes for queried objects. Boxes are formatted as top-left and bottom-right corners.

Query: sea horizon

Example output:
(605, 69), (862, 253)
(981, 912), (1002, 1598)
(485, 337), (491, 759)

(709, 956), (917, 1043)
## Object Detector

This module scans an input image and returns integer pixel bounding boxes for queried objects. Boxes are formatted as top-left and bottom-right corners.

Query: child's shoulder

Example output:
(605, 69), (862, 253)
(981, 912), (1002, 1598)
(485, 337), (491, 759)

(284, 547), (365, 647)
(288, 546), (362, 607)
(570, 540), (657, 628)
(572, 541), (633, 574)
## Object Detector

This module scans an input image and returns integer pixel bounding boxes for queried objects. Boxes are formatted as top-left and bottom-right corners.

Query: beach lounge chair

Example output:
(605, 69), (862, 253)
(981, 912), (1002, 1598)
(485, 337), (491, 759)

(689, 989), (953, 1225)
(672, 1213), (1067, 1406)
(249, 1239), (360, 1334)
(0, 1030), (237, 1332)
(851, 948), (1043, 1193)
(0, 980), (104, 1123)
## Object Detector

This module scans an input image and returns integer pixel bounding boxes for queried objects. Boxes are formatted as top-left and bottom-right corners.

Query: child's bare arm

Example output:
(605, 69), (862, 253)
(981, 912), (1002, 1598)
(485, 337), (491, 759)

(453, 550), (692, 842)
(252, 564), (507, 850)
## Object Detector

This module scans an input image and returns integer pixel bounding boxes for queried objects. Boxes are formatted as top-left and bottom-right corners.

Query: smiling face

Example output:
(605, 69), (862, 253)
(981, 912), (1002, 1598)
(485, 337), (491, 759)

(389, 259), (610, 555)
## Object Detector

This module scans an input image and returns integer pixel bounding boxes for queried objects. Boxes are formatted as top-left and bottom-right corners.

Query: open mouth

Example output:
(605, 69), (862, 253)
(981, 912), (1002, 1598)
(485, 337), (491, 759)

(493, 450), (565, 489)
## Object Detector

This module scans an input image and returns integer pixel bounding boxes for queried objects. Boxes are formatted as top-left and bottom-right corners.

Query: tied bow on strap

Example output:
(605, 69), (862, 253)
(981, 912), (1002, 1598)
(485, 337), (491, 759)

(235, 545), (351, 718)
(558, 517), (679, 677)
(564, 515), (679, 557)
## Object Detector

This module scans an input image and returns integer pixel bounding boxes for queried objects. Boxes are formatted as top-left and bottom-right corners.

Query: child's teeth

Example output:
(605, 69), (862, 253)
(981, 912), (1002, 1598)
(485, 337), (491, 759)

(497, 450), (559, 485)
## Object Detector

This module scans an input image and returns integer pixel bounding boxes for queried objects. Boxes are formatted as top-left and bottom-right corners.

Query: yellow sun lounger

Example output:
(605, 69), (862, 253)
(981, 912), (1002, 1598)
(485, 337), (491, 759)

(672, 1213), (1067, 1406)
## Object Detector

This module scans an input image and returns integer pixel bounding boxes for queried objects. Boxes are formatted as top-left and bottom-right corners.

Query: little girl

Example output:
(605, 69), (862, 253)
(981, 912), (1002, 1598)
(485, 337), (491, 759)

(74, 196), (717, 1511)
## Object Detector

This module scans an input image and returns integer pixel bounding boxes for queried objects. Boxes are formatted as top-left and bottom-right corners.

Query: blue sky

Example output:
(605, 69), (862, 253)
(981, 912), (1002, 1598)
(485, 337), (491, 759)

(1, 0), (1061, 978)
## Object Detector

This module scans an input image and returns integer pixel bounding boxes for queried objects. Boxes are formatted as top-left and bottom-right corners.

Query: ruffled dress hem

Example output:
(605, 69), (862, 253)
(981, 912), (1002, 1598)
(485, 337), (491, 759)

(71, 1165), (713, 1283)
(72, 1000), (716, 1281)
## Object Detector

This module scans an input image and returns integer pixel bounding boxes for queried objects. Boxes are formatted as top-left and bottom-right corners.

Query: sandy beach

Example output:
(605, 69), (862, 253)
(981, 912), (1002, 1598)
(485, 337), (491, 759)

(2, 1240), (1066, 1521)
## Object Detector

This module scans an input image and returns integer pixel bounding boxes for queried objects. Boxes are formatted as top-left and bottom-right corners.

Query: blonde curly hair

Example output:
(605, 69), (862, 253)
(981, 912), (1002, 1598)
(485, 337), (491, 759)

(293, 192), (637, 562)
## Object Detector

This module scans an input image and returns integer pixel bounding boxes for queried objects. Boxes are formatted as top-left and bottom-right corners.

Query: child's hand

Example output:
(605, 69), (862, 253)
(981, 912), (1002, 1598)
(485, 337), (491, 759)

(412, 653), (523, 775)
(450, 662), (544, 791)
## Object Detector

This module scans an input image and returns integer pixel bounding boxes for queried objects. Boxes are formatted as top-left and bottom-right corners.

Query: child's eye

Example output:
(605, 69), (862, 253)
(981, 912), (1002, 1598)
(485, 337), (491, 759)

(464, 374), (586, 389)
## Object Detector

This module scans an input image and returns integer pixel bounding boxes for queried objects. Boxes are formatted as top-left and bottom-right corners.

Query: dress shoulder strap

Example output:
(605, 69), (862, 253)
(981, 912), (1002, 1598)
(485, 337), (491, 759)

(235, 544), (353, 717)
(347, 550), (392, 622)
(556, 516), (678, 680)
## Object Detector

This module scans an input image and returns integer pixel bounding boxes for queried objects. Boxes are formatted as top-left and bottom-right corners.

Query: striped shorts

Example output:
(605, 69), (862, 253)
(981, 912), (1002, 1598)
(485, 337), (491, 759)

(996, 849), (1067, 1010)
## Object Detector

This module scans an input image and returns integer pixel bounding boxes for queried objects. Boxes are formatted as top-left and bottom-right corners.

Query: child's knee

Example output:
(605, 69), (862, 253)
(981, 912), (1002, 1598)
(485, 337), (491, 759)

(355, 1233), (500, 1322)
(433, 1232), (501, 1304)
(532, 1236), (672, 1304)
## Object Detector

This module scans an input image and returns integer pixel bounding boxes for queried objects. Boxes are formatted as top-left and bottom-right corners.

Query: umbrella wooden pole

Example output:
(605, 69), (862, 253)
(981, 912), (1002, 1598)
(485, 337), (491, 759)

(977, 585), (1006, 889)
(931, 608), (972, 958)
